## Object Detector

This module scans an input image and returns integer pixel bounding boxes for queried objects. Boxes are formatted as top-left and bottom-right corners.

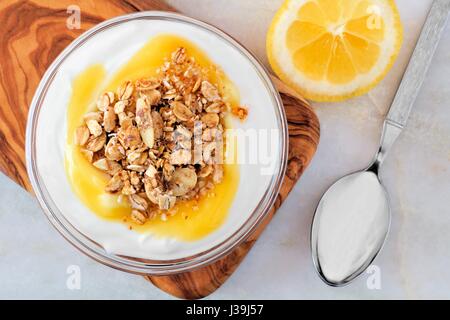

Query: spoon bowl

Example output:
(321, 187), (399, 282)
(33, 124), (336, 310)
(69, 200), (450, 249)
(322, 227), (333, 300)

(311, 168), (390, 286)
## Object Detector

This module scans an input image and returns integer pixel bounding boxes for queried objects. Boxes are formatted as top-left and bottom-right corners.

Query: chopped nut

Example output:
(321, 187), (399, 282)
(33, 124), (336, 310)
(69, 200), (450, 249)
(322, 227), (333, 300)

(158, 194), (176, 210)
(129, 171), (141, 186)
(201, 113), (219, 128)
(85, 132), (106, 152)
(93, 158), (109, 171)
(106, 92), (115, 103)
(129, 194), (148, 211)
(136, 77), (160, 91)
(198, 165), (213, 178)
(105, 137), (125, 161)
(151, 111), (164, 140)
(86, 119), (103, 137)
(126, 164), (146, 172)
(135, 98), (151, 126)
(83, 111), (103, 123)
(97, 92), (114, 111)
(122, 180), (136, 195)
(107, 160), (122, 176)
(117, 81), (134, 100)
(118, 125), (141, 149)
(201, 81), (220, 102)
(205, 102), (222, 113)
(192, 77), (202, 93)
(170, 167), (197, 196)
(103, 106), (116, 132)
(114, 100), (127, 114)
(172, 101), (193, 121)
(145, 185), (161, 205)
(145, 165), (158, 178)
(131, 209), (148, 225)
(163, 162), (175, 179)
(105, 172), (124, 192)
(140, 128), (155, 149)
(74, 125), (90, 146)
(145, 89), (161, 105)
(172, 47), (186, 64)
(202, 128), (217, 142)
(203, 142), (217, 164)
(126, 150), (141, 163)
(135, 97), (155, 148)
(170, 149), (192, 165)
(175, 125), (193, 140)
(80, 148), (94, 162)
(134, 151), (148, 165)
(118, 112), (133, 128)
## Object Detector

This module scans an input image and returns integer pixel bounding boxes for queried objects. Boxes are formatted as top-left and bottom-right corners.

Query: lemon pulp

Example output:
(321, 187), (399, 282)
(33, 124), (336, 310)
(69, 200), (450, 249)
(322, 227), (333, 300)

(267, 0), (403, 101)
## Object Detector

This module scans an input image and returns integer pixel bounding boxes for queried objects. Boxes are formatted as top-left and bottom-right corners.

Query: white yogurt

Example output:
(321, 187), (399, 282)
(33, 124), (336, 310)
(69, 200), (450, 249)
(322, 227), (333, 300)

(33, 16), (283, 260)
(314, 171), (390, 284)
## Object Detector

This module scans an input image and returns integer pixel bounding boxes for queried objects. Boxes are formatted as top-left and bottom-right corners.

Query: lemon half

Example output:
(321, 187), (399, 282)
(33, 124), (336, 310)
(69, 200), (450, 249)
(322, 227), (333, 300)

(267, 0), (403, 102)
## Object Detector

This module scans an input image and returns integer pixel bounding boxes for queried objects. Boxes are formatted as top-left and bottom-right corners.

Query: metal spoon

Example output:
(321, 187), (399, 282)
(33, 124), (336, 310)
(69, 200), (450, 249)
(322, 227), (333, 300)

(311, 0), (450, 286)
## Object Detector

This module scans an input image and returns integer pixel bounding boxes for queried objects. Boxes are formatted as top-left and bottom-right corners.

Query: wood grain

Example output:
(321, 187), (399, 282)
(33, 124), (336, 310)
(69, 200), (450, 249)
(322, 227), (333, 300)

(0, 0), (319, 299)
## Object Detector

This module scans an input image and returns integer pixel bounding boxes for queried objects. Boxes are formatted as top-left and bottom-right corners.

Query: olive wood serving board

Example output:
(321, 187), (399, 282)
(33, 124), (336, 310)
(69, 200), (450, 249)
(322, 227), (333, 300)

(0, 0), (320, 299)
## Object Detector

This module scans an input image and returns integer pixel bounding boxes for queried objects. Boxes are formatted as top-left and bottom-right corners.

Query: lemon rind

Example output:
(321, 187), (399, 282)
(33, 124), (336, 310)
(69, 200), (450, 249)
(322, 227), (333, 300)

(266, 0), (404, 102)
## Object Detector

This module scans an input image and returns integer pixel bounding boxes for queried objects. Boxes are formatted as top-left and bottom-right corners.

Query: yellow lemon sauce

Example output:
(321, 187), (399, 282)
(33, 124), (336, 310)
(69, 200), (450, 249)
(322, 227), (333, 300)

(65, 34), (240, 241)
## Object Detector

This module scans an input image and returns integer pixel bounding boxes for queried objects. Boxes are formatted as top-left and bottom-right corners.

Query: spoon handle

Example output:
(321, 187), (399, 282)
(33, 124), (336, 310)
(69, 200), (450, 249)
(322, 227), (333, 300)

(386, 0), (450, 128)
(376, 0), (450, 165)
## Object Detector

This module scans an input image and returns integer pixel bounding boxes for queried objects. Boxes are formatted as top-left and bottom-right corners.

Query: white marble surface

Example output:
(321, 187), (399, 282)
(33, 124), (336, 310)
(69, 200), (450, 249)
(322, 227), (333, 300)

(1, 0), (449, 299)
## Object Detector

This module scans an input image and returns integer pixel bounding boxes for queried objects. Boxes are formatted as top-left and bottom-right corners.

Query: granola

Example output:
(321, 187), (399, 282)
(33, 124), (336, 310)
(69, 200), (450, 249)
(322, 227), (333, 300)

(231, 106), (248, 121)
(74, 47), (247, 225)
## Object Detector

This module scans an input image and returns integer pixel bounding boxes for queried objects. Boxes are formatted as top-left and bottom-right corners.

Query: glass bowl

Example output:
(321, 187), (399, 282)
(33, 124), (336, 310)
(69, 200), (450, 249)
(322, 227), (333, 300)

(26, 11), (288, 275)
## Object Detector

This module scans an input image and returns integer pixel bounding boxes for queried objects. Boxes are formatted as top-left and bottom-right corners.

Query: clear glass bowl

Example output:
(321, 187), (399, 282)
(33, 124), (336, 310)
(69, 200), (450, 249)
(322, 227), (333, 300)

(26, 12), (288, 275)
